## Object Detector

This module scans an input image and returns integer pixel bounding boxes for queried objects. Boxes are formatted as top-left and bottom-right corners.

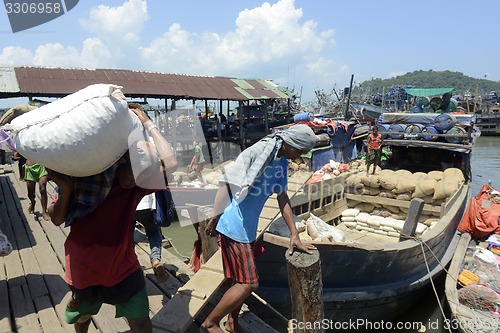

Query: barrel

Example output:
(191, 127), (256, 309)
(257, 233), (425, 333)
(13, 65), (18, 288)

(377, 124), (390, 139)
(411, 106), (423, 113)
(416, 96), (430, 108)
(430, 97), (442, 111)
(293, 112), (314, 123)
(405, 124), (425, 135)
(388, 124), (407, 139)
(434, 113), (457, 131)
(421, 126), (439, 141)
(445, 126), (467, 144)
(443, 98), (458, 113)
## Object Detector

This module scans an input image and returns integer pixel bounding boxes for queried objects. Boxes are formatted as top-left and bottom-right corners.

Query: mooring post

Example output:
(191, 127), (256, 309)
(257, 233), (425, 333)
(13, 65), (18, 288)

(399, 198), (425, 242)
(196, 206), (218, 264)
(285, 250), (324, 333)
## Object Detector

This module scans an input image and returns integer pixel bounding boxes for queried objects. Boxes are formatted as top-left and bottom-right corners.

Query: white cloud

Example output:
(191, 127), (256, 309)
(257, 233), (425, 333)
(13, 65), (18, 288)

(80, 38), (115, 68)
(33, 43), (81, 67)
(80, 0), (149, 44)
(140, 0), (337, 97)
(0, 46), (34, 65)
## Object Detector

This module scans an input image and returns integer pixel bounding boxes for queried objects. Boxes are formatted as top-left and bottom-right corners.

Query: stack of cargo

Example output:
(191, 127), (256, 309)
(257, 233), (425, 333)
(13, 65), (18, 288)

(342, 167), (465, 237)
(377, 112), (475, 143)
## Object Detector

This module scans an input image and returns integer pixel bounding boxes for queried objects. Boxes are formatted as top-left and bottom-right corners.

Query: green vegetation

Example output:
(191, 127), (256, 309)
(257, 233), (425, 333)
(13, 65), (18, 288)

(358, 70), (500, 96)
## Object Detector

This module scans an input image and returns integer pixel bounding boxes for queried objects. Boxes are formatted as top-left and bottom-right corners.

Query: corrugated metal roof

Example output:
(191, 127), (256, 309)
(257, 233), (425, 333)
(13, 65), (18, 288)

(0, 66), (294, 101)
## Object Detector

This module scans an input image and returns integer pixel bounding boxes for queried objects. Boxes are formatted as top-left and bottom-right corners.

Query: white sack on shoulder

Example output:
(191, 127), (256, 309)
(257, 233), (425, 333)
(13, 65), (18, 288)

(11, 84), (142, 177)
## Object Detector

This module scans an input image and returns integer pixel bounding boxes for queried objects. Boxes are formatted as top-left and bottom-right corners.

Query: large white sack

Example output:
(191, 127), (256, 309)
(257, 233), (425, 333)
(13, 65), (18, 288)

(10, 84), (141, 177)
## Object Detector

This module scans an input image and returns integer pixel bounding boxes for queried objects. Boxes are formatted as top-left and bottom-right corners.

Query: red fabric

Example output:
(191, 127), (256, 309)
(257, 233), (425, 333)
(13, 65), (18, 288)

(458, 185), (500, 239)
(64, 184), (152, 289)
(220, 235), (259, 284)
(295, 119), (348, 133)
(367, 133), (382, 151)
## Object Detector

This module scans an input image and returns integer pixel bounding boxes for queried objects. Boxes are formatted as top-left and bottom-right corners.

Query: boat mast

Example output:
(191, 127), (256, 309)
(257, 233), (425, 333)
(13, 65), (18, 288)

(345, 74), (354, 121)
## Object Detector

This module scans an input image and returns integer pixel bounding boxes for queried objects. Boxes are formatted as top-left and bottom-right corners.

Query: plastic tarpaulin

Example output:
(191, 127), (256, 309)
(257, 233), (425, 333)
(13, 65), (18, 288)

(404, 88), (454, 97)
(458, 185), (500, 239)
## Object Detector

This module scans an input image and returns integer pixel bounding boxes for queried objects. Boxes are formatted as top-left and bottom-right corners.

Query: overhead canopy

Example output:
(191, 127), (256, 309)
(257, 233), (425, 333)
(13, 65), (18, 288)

(404, 88), (454, 97)
(0, 66), (295, 101)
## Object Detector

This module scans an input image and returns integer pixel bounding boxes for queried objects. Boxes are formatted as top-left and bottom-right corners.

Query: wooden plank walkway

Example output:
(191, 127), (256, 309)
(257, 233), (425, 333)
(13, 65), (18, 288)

(0, 164), (277, 333)
(153, 171), (312, 333)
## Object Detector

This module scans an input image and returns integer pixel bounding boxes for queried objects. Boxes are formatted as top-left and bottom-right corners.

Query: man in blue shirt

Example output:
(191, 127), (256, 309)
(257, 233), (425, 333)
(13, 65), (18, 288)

(201, 124), (317, 333)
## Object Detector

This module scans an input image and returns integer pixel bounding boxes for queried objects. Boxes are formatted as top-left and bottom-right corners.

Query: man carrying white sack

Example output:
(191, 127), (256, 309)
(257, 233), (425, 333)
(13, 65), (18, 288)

(48, 108), (177, 333)
(201, 124), (317, 333)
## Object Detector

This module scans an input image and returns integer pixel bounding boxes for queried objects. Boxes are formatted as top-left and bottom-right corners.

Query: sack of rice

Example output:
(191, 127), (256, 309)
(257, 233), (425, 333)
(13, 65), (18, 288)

(360, 175), (379, 187)
(392, 177), (417, 194)
(379, 174), (398, 191)
(10, 84), (141, 177)
(361, 187), (380, 196)
(355, 212), (371, 223)
(416, 223), (428, 235)
(394, 169), (412, 179)
(385, 205), (400, 214)
(410, 172), (427, 182)
(390, 212), (406, 220)
(396, 192), (412, 201)
(341, 216), (356, 222)
(366, 215), (384, 227)
(412, 179), (437, 198)
(433, 179), (461, 200)
(342, 208), (360, 217)
(354, 202), (375, 213)
(443, 168), (465, 182)
(346, 174), (363, 187)
(418, 214), (431, 223)
(379, 188), (397, 198)
(427, 170), (444, 181)
(343, 221), (357, 229)
(421, 195), (434, 204)
(422, 218), (439, 226)
(382, 218), (405, 231)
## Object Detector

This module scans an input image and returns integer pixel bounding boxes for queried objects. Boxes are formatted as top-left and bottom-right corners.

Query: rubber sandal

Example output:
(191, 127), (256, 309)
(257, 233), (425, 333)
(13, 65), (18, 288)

(153, 262), (169, 284)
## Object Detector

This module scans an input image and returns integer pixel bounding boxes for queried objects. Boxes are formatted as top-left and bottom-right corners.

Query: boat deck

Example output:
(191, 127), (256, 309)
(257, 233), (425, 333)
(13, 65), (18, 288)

(0, 164), (277, 333)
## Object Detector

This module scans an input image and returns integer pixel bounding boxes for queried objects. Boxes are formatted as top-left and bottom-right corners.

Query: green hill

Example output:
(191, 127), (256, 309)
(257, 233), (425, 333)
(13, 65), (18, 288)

(358, 70), (500, 96)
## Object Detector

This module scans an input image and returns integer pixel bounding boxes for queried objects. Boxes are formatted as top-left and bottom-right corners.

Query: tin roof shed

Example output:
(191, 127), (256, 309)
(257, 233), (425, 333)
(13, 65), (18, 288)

(0, 66), (295, 101)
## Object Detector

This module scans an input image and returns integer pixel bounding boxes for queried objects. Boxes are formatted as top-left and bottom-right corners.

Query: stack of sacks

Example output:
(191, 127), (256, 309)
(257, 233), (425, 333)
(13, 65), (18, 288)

(306, 160), (351, 184)
(340, 208), (431, 238)
(345, 168), (465, 219)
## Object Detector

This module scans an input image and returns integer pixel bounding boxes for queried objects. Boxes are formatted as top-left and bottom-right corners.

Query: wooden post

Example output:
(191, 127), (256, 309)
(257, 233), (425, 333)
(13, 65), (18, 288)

(196, 206), (218, 264)
(399, 198), (424, 242)
(285, 250), (324, 333)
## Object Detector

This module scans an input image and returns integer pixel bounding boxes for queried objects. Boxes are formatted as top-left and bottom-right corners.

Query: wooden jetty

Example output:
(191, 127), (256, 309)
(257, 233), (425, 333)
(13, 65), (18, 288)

(0, 163), (278, 333)
(152, 170), (313, 333)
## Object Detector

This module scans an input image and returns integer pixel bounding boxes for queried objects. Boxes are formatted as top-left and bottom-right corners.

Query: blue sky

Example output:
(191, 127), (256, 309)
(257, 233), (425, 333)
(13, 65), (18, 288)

(0, 0), (497, 108)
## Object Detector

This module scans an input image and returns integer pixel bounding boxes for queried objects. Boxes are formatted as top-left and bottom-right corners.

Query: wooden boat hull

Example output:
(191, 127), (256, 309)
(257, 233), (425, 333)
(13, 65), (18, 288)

(255, 183), (470, 322)
(444, 233), (500, 333)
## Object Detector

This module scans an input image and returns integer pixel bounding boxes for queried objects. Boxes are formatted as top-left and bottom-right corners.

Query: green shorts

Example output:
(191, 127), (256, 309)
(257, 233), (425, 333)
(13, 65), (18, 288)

(24, 163), (48, 182)
(65, 286), (149, 324)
